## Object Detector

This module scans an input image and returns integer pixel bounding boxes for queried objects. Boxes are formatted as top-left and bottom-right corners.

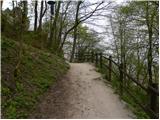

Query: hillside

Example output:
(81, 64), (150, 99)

(1, 36), (69, 118)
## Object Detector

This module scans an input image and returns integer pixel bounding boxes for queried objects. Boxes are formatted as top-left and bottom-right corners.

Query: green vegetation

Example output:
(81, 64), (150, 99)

(1, 0), (158, 119)
(95, 63), (150, 118)
(1, 36), (69, 118)
(121, 91), (149, 119)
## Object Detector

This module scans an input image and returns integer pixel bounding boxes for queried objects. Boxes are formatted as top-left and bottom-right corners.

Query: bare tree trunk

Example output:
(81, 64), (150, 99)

(109, 16), (120, 64)
(119, 21), (123, 66)
(1, 0), (3, 11)
(38, 1), (47, 31)
(136, 38), (140, 82)
(57, 1), (71, 53)
(70, 1), (82, 62)
(53, 1), (61, 51)
(48, 1), (61, 51)
(70, 25), (78, 62)
(34, 1), (38, 32)
(57, 15), (63, 50)
(38, 1), (43, 31)
(12, 1), (16, 31)
(146, 1), (154, 84)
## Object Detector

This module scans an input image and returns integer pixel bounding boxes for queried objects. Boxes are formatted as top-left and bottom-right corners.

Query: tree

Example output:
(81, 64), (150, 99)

(145, 1), (157, 84)
(34, 0), (38, 31)
(13, 1), (28, 87)
(38, 0), (47, 31)
(1, 0), (3, 11)
(47, 1), (61, 50)
(57, 1), (71, 51)
(59, 1), (106, 52)
(107, 1), (159, 85)
(70, 1), (82, 62)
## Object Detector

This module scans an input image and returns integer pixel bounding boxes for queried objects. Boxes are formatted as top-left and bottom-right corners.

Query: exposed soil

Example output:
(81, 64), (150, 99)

(29, 63), (135, 119)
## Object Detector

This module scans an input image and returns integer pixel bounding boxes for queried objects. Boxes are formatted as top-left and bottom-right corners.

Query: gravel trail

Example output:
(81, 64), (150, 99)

(29, 63), (134, 119)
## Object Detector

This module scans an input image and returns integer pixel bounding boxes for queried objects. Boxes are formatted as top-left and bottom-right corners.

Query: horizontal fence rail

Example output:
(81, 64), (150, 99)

(74, 52), (159, 119)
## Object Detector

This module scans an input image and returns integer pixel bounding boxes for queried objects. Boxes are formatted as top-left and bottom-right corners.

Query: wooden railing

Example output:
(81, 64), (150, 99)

(74, 52), (159, 119)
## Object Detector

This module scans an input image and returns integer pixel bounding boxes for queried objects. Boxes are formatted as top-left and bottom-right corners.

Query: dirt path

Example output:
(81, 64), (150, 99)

(29, 63), (135, 119)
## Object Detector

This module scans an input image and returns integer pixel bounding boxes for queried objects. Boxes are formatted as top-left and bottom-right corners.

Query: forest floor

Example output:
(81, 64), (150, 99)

(29, 63), (135, 119)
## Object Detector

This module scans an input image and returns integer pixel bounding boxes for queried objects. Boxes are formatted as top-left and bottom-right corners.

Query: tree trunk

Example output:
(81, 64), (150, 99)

(14, 1), (28, 85)
(110, 16), (120, 64)
(136, 39), (140, 82)
(57, 2), (71, 52)
(38, 1), (47, 31)
(146, 1), (154, 84)
(47, 15), (53, 48)
(53, 1), (61, 51)
(1, 0), (3, 11)
(38, 1), (43, 31)
(34, 1), (38, 32)
(48, 1), (61, 51)
(119, 21), (123, 66)
(57, 15), (63, 49)
(70, 1), (82, 62)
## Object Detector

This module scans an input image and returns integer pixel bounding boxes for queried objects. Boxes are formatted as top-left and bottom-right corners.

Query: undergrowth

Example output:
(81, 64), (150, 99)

(96, 64), (150, 119)
(1, 36), (69, 118)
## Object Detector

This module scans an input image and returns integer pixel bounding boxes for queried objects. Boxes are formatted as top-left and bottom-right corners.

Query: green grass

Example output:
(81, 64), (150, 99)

(95, 63), (150, 119)
(121, 91), (149, 119)
(1, 36), (69, 118)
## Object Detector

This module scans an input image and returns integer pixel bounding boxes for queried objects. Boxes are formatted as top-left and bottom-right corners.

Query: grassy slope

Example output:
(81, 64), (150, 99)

(1, 36), (69, 118)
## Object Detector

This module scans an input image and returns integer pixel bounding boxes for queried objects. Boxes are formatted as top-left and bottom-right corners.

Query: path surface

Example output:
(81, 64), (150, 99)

(29, 63), (134, 119)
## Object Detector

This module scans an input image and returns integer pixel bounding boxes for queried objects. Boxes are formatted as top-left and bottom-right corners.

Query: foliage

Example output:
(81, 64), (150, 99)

(1, 0), (158, 119)
(90, 50), (155, 118)
(107, 3), (159, 118)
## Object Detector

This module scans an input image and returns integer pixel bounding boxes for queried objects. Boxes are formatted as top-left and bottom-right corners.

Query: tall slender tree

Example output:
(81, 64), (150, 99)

(70, 1), (82, 62)
(38, 1), (47, 31)
(34, 1), (38, 31)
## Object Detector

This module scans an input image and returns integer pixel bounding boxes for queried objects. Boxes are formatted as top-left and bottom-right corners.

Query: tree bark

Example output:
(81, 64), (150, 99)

(53, 1), (61, 51)
(38, 1), (47, 31)
(57, 1), (71, 52)
(146, 1), (155, 84)
(70, 1), (82, 62)
(48, 1), (61, 51)
(1, 0), (3, 11)
(38, 1), (43, 31)
(34, 1), (38, 31)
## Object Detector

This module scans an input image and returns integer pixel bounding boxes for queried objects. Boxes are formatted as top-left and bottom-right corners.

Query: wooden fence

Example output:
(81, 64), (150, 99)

(74, 52), (159, 119)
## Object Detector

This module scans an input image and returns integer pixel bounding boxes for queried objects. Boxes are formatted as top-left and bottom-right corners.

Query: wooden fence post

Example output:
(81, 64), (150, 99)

(100, 52), (102, 68)
(95, 53), (98, 66)
(87, 51), (89, 62)
(79, 53), (82, 62)
(119, 63), (123, 96)
(109, 56), (112, 81)
(91, 51), (94, 63)
(75, 53), (78, 61)
(89, 51), (92, 62)
(86, 52), (88, 62)
(149, 83), (158, 118)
